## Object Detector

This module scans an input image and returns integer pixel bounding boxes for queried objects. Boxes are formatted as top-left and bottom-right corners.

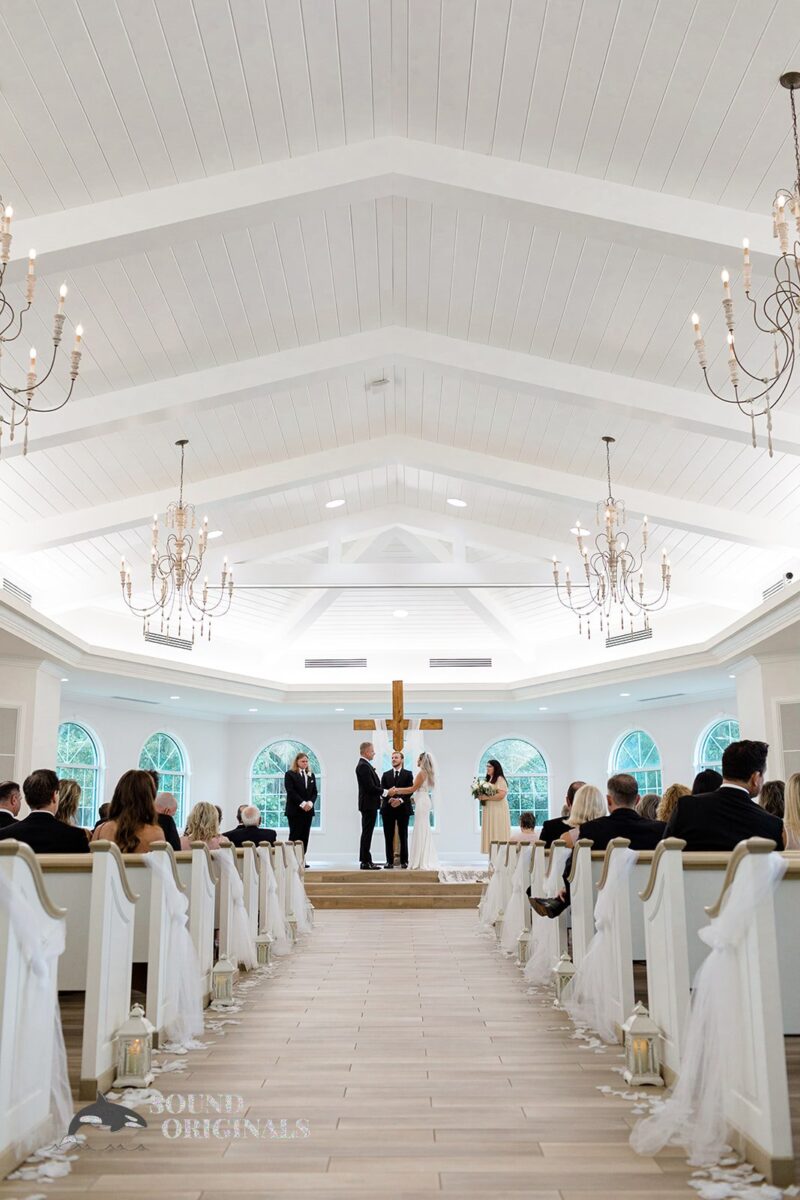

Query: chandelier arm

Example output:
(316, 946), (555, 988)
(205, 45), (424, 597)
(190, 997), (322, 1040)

(0, 301), (32, 343)
(6, 377), (76, 416)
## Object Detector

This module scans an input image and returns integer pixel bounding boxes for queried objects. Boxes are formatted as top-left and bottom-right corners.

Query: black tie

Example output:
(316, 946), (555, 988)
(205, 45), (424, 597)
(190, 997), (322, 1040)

(394, 771), (399, 781)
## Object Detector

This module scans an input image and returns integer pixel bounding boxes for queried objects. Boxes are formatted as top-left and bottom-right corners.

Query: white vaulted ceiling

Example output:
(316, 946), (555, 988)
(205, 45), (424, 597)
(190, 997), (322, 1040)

(0, 0), (798, 692)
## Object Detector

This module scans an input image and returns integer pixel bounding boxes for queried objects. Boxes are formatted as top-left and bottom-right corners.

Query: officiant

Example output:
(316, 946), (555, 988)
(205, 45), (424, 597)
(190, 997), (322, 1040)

(380, 750), (415, 869)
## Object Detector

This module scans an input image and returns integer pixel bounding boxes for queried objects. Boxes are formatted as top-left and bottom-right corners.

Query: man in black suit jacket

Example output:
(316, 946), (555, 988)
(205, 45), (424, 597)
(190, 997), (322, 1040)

(155, 792), (182, 852)
(0, 769), (89, 854)
(665, 739), (783, 851)
(284, 754), (317, 856)
(0, 780), (21, 829)
(380, 750), (415, 869)
(531, 773), (664, 918)
(540, 780), (586, 847)
(356, 742), (385, 869)
(223, 806), (277, 847)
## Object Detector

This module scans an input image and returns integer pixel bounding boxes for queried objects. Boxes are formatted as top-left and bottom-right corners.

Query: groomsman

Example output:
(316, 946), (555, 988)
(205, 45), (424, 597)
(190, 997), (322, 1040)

(380, 750), (415, 869)
(355, 742), (384, 869)
(284, 751), (317, 862)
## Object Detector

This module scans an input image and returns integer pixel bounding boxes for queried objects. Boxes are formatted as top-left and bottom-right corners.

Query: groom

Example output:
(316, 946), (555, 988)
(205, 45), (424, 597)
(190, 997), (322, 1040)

(355, 741), (385, 870)
(380, 750), (415, 869)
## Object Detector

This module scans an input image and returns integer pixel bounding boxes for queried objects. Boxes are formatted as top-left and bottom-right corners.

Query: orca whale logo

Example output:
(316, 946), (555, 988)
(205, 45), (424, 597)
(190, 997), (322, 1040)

(68, 1092), (148, 1137)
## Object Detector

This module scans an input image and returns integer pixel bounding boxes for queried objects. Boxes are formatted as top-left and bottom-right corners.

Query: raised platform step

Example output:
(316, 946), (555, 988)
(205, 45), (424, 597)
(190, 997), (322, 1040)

(304, 869), (483, 909)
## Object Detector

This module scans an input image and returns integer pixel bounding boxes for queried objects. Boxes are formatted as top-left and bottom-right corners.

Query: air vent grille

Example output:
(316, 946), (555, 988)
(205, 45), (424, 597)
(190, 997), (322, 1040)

(763, 577), (787, 601)
(305, 657), (367, 669)
(605, 628), (653, 649)
(2, 578), (31, 605)
(144, 631), (193, 651)
(429, 657), (492, 668)
(639, 693), (686, 703)
(111, 695), (160, 705)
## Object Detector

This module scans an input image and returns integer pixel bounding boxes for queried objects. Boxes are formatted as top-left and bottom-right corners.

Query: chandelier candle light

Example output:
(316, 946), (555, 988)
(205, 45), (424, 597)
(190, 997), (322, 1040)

(552, 436), (671, 639)
(690, 72), (800, 456)
(0, 198), (83, 454)
(120, 439), (234, 642)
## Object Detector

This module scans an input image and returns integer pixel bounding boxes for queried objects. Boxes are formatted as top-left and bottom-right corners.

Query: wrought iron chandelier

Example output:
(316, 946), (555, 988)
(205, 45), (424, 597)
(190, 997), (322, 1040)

(552, 436), (672, 639)
(690, 71), (800, 457)
(120, 439), (234, 642)
(0, 198), (83, 455)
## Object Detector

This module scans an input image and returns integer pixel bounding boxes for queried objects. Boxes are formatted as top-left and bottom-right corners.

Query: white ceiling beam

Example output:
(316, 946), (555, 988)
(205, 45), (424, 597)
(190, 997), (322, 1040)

(459, 588), (526, 651)
(4, 435), (795, 556)
(8, 138), (776, 285)
(12, 326), (800, 463)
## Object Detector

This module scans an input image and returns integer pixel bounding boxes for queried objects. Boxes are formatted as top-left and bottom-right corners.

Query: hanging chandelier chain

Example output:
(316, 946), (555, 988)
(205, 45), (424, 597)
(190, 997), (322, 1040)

(791, 84), (800, 199)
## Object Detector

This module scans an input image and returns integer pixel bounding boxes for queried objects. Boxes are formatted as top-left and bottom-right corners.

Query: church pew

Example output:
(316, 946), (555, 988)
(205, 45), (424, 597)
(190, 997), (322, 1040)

(0, 841), (67, 1177)
(35, 842), (138, 1097)
(173, 843), (217, 1005)
(235, 844), (259, 943)
(122, 843), (192, 1044)
(495, 842), (523, 941)
(213, 843), (239, 963)
(270, 842), (289, 927)
(567, 839), (596, 969)
(525, 841), (571, 985)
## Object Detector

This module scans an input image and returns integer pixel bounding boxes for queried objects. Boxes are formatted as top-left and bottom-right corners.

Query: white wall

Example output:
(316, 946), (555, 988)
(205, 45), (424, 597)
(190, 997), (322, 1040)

(58, 696), (739, 863)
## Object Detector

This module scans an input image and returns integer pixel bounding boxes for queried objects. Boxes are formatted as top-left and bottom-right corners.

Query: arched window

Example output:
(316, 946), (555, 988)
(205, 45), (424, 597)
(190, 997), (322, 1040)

(613, 730), (662, 794)
(251, 740), (322, 830)
(697, 718), (740, 773)
(139, 732), (187, 826)
(478, 738), (549, 827)
(57, 722), (101, 828)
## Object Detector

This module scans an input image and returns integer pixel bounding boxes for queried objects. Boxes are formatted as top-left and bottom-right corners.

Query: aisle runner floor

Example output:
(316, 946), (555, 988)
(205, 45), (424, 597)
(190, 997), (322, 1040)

(3, 911), (702, 1199)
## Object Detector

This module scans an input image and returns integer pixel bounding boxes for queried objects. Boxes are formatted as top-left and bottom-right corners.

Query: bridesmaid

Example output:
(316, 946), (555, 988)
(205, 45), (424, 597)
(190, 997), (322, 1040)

(480, 758), (511, 854)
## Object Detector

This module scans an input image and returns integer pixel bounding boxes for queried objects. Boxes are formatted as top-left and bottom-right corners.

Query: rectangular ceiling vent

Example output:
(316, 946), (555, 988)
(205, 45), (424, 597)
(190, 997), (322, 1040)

(762, 576), (789, 601)
(429, 657), (492, 668)
(605, 628), (653, 649)
(111, 695), (160, 705)
(144, 630), (193, 652)
(639, 693), (686, 703)
(2, 577), (31, 605)
(305, 657), (367, 669)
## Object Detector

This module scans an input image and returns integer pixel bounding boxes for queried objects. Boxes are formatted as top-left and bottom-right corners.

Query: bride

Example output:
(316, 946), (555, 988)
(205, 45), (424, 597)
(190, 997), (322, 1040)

(391, 751), (438, 871)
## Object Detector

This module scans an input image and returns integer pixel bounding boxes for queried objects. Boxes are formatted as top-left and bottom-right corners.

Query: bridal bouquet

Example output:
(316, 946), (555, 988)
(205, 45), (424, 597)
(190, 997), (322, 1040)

(471, 778), (498, 806)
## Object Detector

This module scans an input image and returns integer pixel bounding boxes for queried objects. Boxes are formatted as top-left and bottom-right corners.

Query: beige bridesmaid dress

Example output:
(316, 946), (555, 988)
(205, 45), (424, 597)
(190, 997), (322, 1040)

(480, 785), (512, 854)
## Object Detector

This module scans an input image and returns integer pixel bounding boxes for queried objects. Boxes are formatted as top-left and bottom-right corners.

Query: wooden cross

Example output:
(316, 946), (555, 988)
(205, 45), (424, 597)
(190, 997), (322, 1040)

(353, 679), (443, 751)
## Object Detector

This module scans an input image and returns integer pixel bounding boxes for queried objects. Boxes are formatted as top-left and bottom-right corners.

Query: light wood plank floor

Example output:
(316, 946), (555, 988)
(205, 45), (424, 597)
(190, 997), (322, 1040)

(2, 911), (703, 1199)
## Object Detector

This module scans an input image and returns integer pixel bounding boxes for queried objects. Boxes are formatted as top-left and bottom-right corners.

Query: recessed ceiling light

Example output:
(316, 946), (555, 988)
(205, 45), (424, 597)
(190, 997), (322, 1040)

(538, 706), (548, 711)
(453, 706), (463, 711)
(325, 499), (345, 509)
(248, 708), (258, 713)
(60, 677), (69, 683)
(207, 529), (224, 539)
(393, 609), (409, 618)
(446, 497), (467, 508)
(619, 692), (631, 697)
(170, 695), (180, 700)
(729, 674), (736, 679)
(334, 707), (344, 712)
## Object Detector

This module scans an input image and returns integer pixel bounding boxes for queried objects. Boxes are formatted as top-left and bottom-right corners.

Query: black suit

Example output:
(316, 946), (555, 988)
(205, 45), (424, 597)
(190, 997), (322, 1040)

(356, 757), (384, 865)
(381, 767), (414, 866)
(0, 810), (17, 829)
(284, 769), (317, 852)
(540, 816), (570, 848)
(222, 823), (277, 847)
(157, 812), (181, 852)
(578, 806), (666, 851)
(0, 810), (89, 854)
(664, 786), (783, 852)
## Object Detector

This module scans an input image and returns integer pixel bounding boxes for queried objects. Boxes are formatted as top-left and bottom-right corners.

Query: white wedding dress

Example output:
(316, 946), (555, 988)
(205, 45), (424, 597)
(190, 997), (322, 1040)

(409, 782), (438, 870)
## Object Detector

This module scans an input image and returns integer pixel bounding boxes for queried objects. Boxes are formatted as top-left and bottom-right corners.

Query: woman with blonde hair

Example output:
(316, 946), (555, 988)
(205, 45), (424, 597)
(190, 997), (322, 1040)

(657, 782), (691, 824)
(180, 801), (226, 850)
(784, 773), (800, 850)
(56, 778), (82, 826)
(562, 784), (606, 847)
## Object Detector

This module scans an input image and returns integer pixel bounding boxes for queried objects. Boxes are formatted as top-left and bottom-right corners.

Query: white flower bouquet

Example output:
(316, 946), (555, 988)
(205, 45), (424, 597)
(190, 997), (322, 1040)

(471, 778), (498, 806)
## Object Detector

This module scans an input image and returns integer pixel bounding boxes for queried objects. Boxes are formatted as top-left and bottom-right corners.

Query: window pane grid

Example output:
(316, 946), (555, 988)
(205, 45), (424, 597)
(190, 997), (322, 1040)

(699, 719), (740, 771)
(139, 733), (186, 826)
(57, 722), (100, 828)
(614, 731), (663, 797)
(478, 739), (549, 827)
(251, 740), (322, 829)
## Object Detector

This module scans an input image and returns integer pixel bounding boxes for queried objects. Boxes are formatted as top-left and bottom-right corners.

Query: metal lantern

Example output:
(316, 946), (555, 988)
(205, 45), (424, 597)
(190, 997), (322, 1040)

(517, 931), (531, 965)
(255, 933), (273, 967)
(552, 952), (576, 1008)
(212, 954), (236, 1006)
(622, 1002), (664, 1087)
(114, 1003), (154, 1087)
(288, 916), (298, 943)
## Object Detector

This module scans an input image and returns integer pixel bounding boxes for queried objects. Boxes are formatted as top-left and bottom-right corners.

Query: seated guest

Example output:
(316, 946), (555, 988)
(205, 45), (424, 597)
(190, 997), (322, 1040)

(664, 740), (784, 851)
(531, 775), (665, 918)
(92, 769), (164, 853)
(0, 780), (21, 827)
(561, 784), (606, 848)
(637, 793), (660, 820)
(784, 774), (800, 850)
(692, 768), (722, 794)
(759, 779), (785, 819)
(656, 782), (690, 824)
(56, 778), (82, 827)
(0, 769), (89, 853)
(540, 780), (586, 847)
(92, 802), (111, 830)
(214, 805), (223, 825)
(511, 811), (538, 843)
(180, 801), (227, 850)
(223, 805), (277, 847)
(154, 790), (181, 851)
(235, 804), (245, 824)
